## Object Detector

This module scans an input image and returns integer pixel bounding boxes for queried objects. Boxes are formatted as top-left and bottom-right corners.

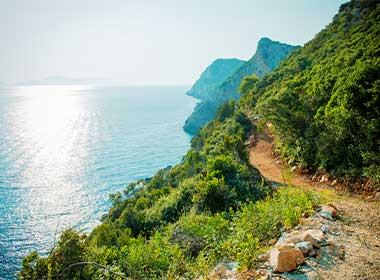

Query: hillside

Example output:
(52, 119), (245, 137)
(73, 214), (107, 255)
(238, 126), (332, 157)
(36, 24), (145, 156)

(184, 38), (298, 134)
(186, 58), (245, 100)
(243, 0), (380, 180)
(19, 1), (380, 279)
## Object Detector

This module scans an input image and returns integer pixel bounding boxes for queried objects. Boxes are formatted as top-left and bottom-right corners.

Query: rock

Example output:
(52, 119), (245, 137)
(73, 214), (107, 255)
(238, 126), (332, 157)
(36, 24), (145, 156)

(376, 192), (380, 200)
(275, 232), (290, 246)
(320, 175), (329, 182)
(302, 229), (326, 248)
(276, 232), (308, 247)
(328, 242), (338, 255)
(270, 245), (305, 272)
(316, 250), (322, 260)
(338, 246), (346, 260)
(257, 252), (270, 262)
(295, 241), (313, 255)
(321, 224), (330, 234)
(322, 204), (337, 218)
(302, 211), (310, 218)
(269, 238), (277, 246)
(290, 166), (297, 172)
(210, 262), (238, 280)
(256, 269), (268, 276)
(319, 211), (335, 221)
(260, 261), (270, 269)
(308, 249), (317, 257)
(288, 237), (303, 245)
(331, 179), (338, 186)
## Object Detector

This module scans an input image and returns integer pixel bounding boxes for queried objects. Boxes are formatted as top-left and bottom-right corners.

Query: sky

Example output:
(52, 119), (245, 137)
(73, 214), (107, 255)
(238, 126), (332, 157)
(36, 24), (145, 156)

(0, 0), (347, 85)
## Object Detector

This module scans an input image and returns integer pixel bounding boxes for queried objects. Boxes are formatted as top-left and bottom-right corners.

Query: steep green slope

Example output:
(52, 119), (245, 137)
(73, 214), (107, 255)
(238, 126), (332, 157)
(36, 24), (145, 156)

(184, 38), (298, 134)
(19, 101), (273, 279)
(186, 58), (245, 100)
(243, 0), (380, 179)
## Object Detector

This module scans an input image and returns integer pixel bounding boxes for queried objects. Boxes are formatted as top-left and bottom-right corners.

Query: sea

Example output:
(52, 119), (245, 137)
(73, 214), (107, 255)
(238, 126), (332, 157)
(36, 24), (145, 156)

(0, 85), (196, 278)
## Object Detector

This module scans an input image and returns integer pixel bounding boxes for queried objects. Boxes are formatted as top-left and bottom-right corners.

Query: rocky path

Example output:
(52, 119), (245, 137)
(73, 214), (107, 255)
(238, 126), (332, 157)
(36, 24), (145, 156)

(248, 131), (380, 280)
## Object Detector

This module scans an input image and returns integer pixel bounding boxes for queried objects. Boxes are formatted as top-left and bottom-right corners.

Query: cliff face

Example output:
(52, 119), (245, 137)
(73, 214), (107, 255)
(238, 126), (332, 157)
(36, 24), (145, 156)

(184, 38), (299, 134)
(187, 58), (245, 100)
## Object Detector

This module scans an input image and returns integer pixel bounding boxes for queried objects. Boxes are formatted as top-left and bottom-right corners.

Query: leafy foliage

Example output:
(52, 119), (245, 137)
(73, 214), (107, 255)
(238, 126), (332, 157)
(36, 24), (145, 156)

(245, 0), (380, 179)
(19, 186), (320, 279)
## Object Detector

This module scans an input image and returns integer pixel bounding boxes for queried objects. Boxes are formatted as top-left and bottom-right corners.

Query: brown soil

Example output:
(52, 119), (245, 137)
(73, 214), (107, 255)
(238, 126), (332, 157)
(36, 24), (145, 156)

(249, 131), (380, 280)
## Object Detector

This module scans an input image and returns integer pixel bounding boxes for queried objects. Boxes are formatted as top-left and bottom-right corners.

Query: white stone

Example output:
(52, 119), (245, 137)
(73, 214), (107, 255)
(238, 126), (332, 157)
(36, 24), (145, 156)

(321, 224), (330, 234)
(302, 229), (326, 248)
(295, 241), (313, 255)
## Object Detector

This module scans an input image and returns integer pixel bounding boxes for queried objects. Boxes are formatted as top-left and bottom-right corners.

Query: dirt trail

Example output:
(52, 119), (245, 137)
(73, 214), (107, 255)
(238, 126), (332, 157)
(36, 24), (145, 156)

(249, 131), (380, 280)
(249, 131), (323, 190)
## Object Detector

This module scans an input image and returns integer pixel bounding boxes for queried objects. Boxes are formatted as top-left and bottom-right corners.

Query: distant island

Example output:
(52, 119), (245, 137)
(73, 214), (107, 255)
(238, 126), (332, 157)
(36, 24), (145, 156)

(15, 76), (107, 86)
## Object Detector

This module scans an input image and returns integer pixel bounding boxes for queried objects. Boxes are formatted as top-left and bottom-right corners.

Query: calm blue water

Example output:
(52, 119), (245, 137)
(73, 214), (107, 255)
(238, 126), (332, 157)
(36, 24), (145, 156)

(0, 85), (196, 278)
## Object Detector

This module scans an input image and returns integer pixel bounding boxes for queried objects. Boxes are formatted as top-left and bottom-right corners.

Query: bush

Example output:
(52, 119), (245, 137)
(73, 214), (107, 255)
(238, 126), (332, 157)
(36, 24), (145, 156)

(224, 187), (320, 269)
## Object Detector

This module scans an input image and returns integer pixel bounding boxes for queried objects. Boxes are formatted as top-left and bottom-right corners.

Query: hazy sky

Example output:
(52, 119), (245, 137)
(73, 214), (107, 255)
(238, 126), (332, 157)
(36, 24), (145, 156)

(0, 0), (347, 85)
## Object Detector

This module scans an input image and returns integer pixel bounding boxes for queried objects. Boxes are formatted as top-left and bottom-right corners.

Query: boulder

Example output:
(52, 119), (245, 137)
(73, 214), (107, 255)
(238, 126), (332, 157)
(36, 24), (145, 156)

(275, 232), (290, 246)
(295, 241), (313, 255)
(308, 249), (317, 257)
(316, 250), (322, 260)
(322, 204), (337, 218)
(275, 231), (306, 247)
(321, 224), (330, 234)
(319, 211), (335, 221)
(270, 245), (305, 272)
(260, 262), (270, 269)
(302, 229), (326, 248)
(288, 237), (303, 244)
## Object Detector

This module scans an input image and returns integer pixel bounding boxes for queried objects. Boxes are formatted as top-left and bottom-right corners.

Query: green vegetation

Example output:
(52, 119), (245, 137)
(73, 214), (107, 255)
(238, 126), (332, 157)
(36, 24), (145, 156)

(243, 0), (380, 180)
(20, 1), (379, 278)
(20, 186), (321, 279)
(19, 101), (272, 279)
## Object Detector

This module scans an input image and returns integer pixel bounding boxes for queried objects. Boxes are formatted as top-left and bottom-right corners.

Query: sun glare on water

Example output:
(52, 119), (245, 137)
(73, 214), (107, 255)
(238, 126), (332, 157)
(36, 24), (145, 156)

(7, 85), (98, 247)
